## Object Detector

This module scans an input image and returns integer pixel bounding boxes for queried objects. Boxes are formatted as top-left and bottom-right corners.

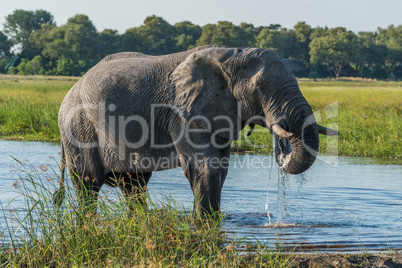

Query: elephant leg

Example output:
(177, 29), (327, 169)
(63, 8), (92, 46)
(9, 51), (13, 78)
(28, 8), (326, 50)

(179, 154), (223, 217)
(115, 172), (152, 211)
(177, 141), (231, 217)
(169, 116), (232, 217)
(64, 149), (105, 217)
(69, 171), (102, 218)
(219, 145), (231, 188)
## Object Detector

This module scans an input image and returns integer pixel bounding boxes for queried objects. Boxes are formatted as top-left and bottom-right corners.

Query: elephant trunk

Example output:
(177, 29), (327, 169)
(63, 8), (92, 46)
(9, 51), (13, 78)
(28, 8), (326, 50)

(268, 104), (319, 175)
(280, 124), (319, 175)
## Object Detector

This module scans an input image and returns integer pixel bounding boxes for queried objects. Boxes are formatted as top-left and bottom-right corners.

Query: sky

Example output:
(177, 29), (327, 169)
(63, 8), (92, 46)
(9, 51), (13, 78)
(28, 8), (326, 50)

(1, 0), (401, 33)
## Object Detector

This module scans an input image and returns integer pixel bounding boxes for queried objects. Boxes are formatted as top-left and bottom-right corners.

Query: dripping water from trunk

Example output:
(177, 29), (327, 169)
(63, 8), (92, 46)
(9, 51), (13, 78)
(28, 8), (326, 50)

(266, 134), (290, 223)
(277, 167), (289, 222)
(264, 138), (275, 224)
(266, 134), (309, 224)
(295, 172), (309, 220)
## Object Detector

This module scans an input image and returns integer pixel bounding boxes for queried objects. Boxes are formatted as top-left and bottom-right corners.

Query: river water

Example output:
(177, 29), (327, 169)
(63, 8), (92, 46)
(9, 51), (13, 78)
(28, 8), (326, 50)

(0, 140), (401, 252)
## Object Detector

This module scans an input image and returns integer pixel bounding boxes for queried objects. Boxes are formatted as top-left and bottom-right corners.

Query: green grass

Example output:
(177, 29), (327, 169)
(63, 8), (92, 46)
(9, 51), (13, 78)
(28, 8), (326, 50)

(0, 75), (77, 141)
(304, 81), (401, 158)
(0, 162), (291, 267)
(0, 75), (401, 158)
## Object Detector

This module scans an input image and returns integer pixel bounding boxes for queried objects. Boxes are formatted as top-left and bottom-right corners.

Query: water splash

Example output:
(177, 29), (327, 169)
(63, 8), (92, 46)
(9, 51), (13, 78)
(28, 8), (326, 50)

(296, 173), (309, 190)
(277, 167), (289, 223)
(294, 173), (309, 220)
(265, 143), (275, 224)
(266, 134), (291, 224)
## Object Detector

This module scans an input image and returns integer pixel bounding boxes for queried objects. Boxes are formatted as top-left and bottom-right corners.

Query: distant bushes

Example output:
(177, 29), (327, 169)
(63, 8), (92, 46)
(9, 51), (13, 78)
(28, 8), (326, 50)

(8, 56), (91, 76)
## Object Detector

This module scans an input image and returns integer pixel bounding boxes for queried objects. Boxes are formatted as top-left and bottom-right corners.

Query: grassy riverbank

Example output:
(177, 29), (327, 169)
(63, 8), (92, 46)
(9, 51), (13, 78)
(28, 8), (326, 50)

(0, 75), (77, 141)
(2, 163), (401, 267)
(1, 163), (401, 267)
(0, 75), (401, 158)
(0, 163), (291, 267)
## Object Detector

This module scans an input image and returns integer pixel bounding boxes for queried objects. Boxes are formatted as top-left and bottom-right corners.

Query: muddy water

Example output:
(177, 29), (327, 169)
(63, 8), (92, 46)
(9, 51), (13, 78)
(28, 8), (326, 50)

(0, 140), (401, 252)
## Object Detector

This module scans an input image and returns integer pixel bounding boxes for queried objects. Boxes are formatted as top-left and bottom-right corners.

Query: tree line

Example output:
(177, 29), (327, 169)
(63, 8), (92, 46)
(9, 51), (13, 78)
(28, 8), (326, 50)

(0, 9), (401, 79)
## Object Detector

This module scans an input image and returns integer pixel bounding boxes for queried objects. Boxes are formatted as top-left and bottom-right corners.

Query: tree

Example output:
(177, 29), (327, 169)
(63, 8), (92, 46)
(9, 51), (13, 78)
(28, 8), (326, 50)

(136, 15), (177, 55)
(174, 21), (202, 51)
(0, 31), (13, 59)
(3, 9), (55, 56)
(0, 31), (13, 73)
(196, 24), (216, 46)
(357, 31), (384, 77)
(309, 27), (359, 78)
(27, 23), (56, 59)
(26, 14), (102, 75)
(99, 29), (122, 56)
(377, 25), (402, 77)
(257, 27), (300, 59)
(121, 27), (143, 52)
(42, 15), (101, 64)
(239, 23), (258, 47)
(64, 14), (101, 62)
(196, 21), (251, 47)
(293, 21), (312, 65)
(268, 24), (281, 30)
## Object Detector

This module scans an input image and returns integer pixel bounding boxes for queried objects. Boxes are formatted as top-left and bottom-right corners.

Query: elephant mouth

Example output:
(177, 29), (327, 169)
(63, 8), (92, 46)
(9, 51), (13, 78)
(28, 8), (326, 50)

(271, 122), (319, 175)
(269, 114), (338, 174)
(274, 134), (293, 170)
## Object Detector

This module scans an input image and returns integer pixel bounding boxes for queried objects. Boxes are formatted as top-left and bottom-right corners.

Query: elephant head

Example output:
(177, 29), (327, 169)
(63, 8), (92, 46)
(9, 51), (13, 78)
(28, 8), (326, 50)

(172, 47), (338, 174)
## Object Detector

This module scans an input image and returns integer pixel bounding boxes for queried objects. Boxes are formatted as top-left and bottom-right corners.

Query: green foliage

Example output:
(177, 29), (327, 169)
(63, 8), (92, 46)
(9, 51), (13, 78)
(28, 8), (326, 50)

(8, 58), (36, 75)
(0, 59), (9, 73)
(7, 56), (89, 76)
(2, 9), (55, 58)
(136, 15), (177, 55)
(55, 58), (89, 76)
(1, 10), (401, 78)
(121, 27), (143, 52)
(293, 21), (312, 65)
(174, 21), (202, 51)
(99, 29), (122, 56)
(376, 25), (402, 76)
(256, 22), (311, 64)
(257, 28), (300, 59)
(0, 31), (13, 59)
(44, 14), (101, 64)
(309, 63), (332, 79)
(309, 27), (359, 78)
(197, 21), (252, 47)
(17, 14), (100, 76)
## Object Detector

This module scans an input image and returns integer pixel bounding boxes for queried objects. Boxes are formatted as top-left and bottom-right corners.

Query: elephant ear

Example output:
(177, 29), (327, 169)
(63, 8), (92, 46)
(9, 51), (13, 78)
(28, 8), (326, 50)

(172, 49), (241, 140)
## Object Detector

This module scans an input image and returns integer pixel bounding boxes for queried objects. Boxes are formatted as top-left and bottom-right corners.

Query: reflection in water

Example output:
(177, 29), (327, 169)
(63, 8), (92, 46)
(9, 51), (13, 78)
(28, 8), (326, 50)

(0, 140), (401, 252)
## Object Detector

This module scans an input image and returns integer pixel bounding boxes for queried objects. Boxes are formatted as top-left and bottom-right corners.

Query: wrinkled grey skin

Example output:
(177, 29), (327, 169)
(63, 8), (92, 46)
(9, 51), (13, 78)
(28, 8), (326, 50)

(56, 45), (338, 216)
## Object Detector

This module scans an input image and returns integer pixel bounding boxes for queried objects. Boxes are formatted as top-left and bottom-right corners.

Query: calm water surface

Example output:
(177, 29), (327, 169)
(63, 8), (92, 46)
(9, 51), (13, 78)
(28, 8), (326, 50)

(0, 140), (401, 252)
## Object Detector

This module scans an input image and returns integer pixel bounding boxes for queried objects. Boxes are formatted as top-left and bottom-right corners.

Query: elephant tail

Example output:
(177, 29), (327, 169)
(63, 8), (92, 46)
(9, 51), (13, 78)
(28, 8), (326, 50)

(53, 143), (66, 208)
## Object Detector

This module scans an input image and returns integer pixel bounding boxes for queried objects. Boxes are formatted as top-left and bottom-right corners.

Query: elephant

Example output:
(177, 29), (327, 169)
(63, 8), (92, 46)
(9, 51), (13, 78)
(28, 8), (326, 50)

(55, 45), (339, 216)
